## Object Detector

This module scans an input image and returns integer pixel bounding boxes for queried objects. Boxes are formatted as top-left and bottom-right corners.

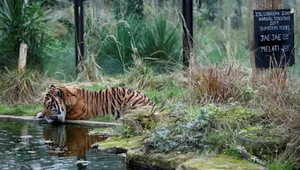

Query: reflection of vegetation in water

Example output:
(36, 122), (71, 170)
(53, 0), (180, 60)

(0, 122), (25, 134)
(43, 125), (107, 158)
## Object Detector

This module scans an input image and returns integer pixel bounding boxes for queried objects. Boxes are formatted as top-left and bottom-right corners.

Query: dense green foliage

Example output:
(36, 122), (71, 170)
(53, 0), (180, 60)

(0, 0), (52, 70)
(139, 14), (181, 72)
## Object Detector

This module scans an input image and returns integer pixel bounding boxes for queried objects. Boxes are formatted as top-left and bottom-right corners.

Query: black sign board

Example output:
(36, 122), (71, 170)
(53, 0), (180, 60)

(254, 9), (294, 68)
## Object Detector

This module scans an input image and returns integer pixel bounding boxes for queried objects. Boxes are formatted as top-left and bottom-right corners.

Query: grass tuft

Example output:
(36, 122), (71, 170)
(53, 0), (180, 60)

(0, 69), (43, 104)
(0, 104), (42, 116)
(190, 64), (247, 103)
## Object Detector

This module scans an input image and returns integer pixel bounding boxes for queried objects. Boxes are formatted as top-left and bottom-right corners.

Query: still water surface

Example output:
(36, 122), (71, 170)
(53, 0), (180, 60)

(0, 121), (144, 170)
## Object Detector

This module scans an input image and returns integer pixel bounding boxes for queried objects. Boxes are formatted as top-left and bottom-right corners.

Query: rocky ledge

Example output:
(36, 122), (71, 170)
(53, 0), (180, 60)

(0, 115), (119, 127)
(94, 135), (266, 170)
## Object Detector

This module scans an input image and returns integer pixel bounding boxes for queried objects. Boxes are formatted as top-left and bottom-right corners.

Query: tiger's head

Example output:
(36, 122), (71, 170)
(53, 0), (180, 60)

(37, 85), (67, 123)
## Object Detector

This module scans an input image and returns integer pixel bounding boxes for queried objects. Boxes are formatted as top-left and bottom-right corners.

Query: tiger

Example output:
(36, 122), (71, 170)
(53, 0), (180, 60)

(36, 85), (153, 123)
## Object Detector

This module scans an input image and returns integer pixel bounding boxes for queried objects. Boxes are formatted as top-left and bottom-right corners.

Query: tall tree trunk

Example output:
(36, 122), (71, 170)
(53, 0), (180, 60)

(182, 0), (193, 70)
(74, 0), (84, 73)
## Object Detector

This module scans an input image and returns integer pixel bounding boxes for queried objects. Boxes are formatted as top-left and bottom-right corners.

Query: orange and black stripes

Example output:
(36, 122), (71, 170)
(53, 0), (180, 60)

(41, 86), (153, 122)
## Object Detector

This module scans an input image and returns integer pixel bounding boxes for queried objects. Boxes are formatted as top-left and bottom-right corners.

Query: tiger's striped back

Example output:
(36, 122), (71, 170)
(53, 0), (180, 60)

(67, 87), (152, 120)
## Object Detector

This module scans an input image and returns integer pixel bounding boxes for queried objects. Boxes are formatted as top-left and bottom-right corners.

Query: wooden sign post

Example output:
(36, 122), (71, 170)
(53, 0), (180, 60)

(18, 42), (27, 72)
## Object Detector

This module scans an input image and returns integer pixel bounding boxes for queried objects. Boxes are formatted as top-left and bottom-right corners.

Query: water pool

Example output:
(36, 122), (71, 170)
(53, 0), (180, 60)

(0, 121), (144, 170)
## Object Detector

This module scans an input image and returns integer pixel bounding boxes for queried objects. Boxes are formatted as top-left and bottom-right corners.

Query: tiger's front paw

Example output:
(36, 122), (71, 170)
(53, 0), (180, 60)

(36, 112), (44, 119)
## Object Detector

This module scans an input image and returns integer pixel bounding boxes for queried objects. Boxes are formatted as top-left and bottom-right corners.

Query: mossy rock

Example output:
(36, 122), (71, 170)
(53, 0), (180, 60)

(123, 106), (167, 135)
(95, 135), (267, 170)
(127, 149), (194, 170)
(237, 125), (288, 158)
(203, 104), (262, 129)
(94, 136), (143, 153)
(124, 106), (166, 124)
(94, 134), (193, 169)
(177, 155), (266, 170)
(88, 127), (115, 137)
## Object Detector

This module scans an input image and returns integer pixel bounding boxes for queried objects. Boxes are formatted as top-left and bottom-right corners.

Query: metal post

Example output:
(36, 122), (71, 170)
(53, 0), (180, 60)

(182, 0), (193, 69)
(74, 0), (84, 72)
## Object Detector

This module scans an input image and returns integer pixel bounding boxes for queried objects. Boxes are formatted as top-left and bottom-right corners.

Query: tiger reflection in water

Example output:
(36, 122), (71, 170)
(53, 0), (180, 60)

(43, 124), (106, 159)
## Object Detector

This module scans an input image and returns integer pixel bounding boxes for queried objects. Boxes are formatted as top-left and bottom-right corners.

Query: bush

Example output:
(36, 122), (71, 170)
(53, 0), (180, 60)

(139, 14), (182, 72)
(100, 15), (142, 73)
(0, 0), (52, 70)
(144, 102), (208, 153)
(100, 13), (181, 74)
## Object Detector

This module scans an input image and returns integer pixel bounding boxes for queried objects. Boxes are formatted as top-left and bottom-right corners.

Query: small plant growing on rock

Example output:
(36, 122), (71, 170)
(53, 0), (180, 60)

(116, 104), (166, 138)
(143, 102), (208, 153)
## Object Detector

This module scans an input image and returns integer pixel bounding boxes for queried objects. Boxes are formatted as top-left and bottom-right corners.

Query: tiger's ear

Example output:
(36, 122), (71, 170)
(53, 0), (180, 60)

(56, 90), (63, 98)
(50, 85), (56, 89)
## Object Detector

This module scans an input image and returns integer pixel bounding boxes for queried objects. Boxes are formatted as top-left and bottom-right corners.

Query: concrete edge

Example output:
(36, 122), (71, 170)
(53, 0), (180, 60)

(0, 115), (120, 128)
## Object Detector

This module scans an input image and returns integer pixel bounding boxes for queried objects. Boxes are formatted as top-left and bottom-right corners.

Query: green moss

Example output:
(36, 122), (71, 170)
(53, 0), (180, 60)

(237, 125), (287, 158)
(127, 149), (194, 170)
(203, 103), (255, 120)
(95, 136), (144, 150)
(239, 125), (283, 142)
(177, 155), (266, 170)
(89, 127), (115, 136)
